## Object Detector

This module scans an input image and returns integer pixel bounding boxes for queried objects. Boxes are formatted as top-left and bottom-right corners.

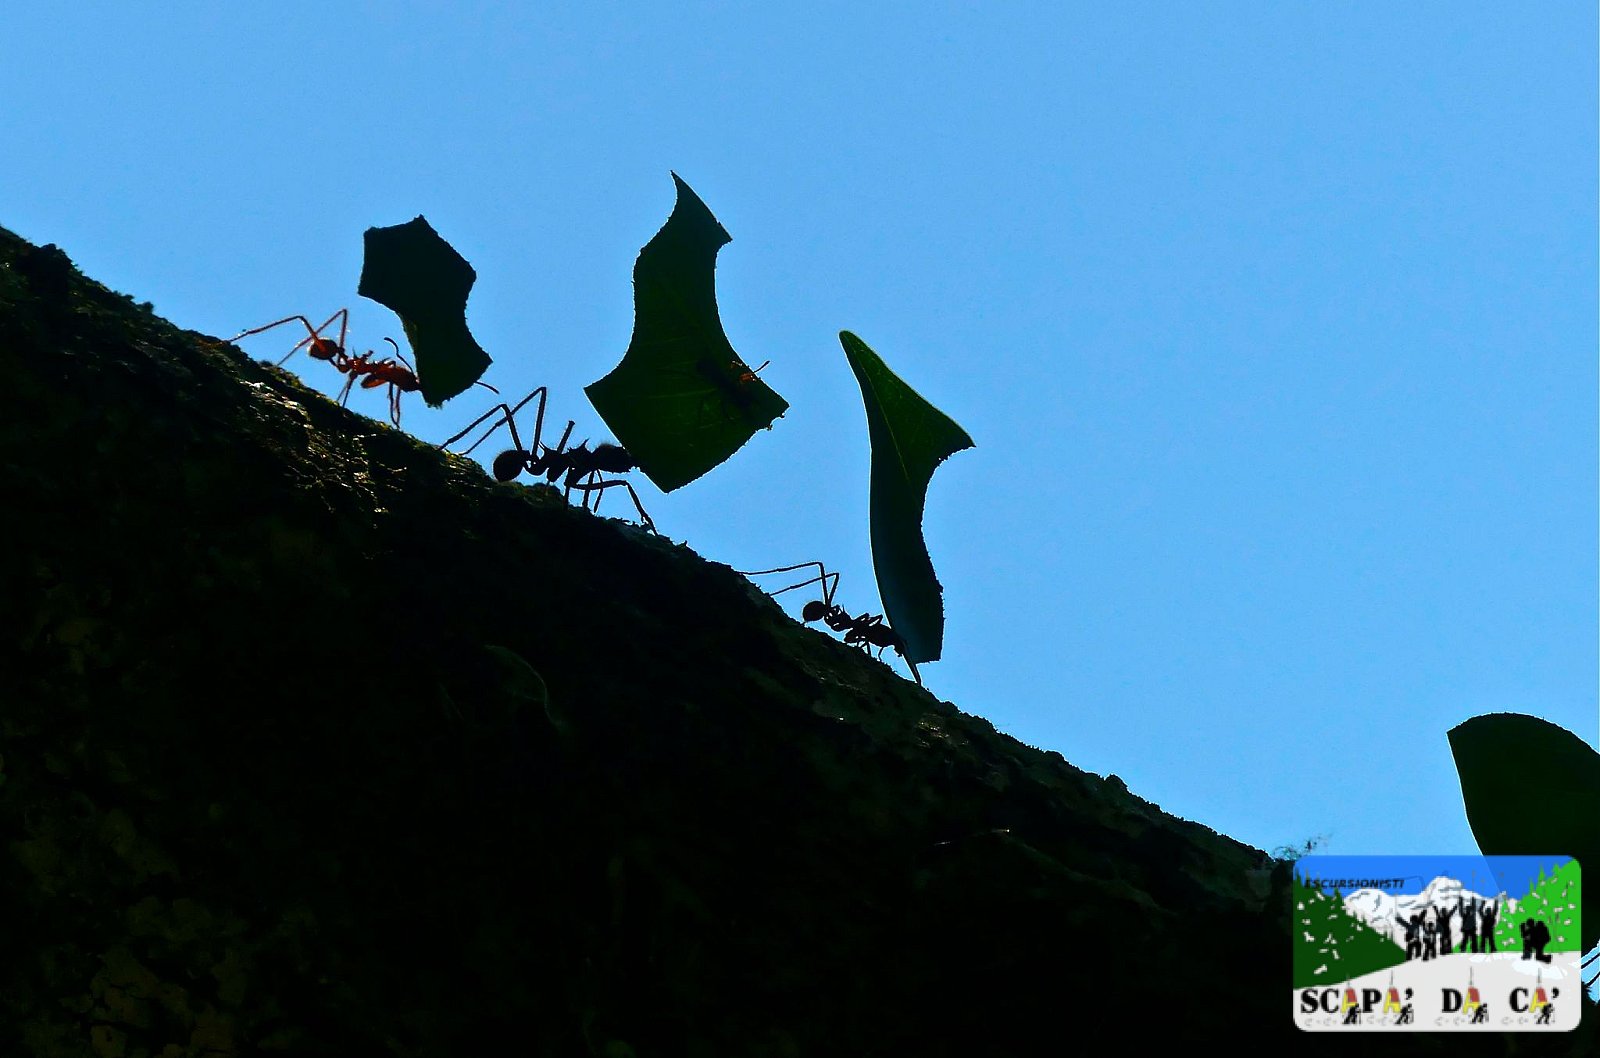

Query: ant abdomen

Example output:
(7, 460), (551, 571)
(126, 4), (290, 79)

(801, 600), (828, 624)
(589, 443), (636, 474)
(492, 450), (527, 483)
(307, 338), (341, 361)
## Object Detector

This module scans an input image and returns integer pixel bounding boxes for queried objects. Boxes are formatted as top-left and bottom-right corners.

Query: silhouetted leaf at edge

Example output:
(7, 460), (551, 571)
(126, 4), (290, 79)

(357, 216), (492, 406)
(840, 331), (974, 664)
(584, 173), (788, 493)
(1448, 712), (1600, 953)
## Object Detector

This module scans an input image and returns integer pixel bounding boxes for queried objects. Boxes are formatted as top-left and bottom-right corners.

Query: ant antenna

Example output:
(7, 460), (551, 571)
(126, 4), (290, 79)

(737, 561), (839, 607)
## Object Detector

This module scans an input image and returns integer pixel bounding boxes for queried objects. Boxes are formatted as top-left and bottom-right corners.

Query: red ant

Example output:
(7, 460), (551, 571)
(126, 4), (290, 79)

(226, 308), (494, 427)
(694, 356), (772, 426)
(738, 561), (921, 685)
(441, 386), (656, 533)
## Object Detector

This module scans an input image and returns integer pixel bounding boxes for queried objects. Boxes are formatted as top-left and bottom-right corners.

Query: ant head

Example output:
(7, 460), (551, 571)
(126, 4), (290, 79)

(590, 443), (636, 473)
(380, 338), (421, 389)
(492, 450), (527, 483)
(801, 600), (828, 624)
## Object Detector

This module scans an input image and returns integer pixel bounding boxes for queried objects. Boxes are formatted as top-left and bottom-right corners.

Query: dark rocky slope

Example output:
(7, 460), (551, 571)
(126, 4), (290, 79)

(0, 226), (1589, 1055)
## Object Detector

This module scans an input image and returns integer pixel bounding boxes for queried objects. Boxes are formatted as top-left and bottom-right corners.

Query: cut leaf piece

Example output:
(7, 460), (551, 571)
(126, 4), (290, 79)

(1448, 712), (1599, 953)
(585, 173), (787, 492)
(358, 216), (491, 406)
(840, 331), (974, 664)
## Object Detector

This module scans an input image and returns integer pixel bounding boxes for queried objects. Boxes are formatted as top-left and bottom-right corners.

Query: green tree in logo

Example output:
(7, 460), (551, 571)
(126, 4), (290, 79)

(1292, 874), (1407, 990)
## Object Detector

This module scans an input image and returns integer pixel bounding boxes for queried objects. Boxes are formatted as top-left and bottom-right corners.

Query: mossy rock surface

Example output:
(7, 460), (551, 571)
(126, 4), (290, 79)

(0, 227), (1591, 1055)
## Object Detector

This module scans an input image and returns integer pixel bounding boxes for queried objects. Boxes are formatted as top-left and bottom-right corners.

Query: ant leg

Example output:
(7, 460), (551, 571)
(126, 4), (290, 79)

(375, 337), (415, 425)
(734, 563), (840, 607)
(544, 421), (576, 459)
(568, 478), (656, 533)
(441, 403), (516, 453)
(562, 468), (593, 509)
(560, 460), (600, 507)
(440, 387), (549, 456)
(335, 369), (359, 408)
(229, 309), (348, 366)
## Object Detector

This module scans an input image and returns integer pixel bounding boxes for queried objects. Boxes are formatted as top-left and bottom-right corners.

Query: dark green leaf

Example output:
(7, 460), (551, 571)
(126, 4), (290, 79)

(1448, 712), (1599, 952)
(483, 644), (565, 735)
(840, 331), (974, 664)
(358, 216), (491, 405)
(585, 173), (787, 492)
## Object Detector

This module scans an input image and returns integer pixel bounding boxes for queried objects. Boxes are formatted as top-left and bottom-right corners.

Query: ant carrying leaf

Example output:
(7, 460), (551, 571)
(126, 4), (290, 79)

(227, 308), (496, 427)
(585, 172), (788, 492)
(441, 386), (656, 534)
(840, 332), (973, 665)
(359, 215), (493, 406)
(739, 561), (921, 685)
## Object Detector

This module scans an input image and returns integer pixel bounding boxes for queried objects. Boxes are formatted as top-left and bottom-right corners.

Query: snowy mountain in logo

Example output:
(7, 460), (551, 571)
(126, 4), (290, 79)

(1342, 876), (1518, 946)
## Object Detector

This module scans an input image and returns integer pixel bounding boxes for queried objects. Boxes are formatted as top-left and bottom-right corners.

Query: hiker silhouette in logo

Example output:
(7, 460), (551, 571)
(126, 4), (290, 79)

(1397, 989), (1415, 1025)
(1478, 898), (1499, 952)
(1422, 918), (1438, 961)
(1470, 1000), (1489, 1025)
(1435, 901), (1456, 954)
(1534, 988), (1558, 1025)
(1401, 912), (1424, 960)
(1531, 918), (1552, 963)
(1458, 897), (1479, 953)
(1341, 986), (1361, 1025)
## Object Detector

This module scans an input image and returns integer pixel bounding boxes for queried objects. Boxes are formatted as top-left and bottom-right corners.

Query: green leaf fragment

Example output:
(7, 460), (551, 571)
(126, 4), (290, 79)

(585, 173), (788, 493)
(483, 644), (564, 734)
(358, 215), (492, 406)
(1448, 712), (1599, 953)
(840, 331), (974, 664)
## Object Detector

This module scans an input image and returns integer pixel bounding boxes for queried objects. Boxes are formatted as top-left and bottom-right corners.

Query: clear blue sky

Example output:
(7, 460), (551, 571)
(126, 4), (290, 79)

(3, 4), (1594, 866)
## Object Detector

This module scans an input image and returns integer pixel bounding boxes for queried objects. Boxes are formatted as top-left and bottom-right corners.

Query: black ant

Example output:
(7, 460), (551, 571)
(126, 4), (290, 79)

(738, 561), (921, 685)
(441, 386), (656, 533)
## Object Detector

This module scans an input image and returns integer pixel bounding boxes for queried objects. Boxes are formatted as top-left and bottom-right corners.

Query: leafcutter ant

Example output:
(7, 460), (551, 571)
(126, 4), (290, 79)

(227, 307), (494, 427)
(441, 386), (656, 533)
(738, 561), (921, 685)
(694, 355), (772, 427)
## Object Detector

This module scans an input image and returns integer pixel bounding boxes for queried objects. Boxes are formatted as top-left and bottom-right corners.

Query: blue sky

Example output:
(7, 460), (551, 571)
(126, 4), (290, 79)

(2, 4), (1593, 870)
